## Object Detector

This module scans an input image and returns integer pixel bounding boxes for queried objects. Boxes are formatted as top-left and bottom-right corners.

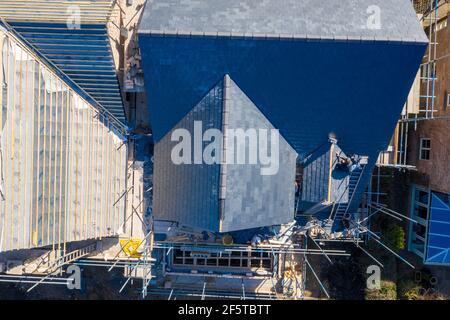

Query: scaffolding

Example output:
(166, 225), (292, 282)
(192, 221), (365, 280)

(0, 0), (441, 300)
(378, 0), (444, 170)
(143, 226), (355, 300)
(363, 167), (417, 270)
(0, 22), (128, 253)
(0, 11), (133, 293)
(417, 0), (440, 120)
(368, 1), (449, 273)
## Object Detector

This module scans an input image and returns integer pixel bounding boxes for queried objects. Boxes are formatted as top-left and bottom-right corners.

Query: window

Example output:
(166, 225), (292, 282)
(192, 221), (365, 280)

(415, 205), (429, 220)
(437, 19), (448, 31)
(171, 249), (273, 271)
(409, 186), (430, 258)
(415, 189), (429, 205)
(414, 224), (427, 239)
(419, 138), (431, 160)
(447, 93), (450, 109)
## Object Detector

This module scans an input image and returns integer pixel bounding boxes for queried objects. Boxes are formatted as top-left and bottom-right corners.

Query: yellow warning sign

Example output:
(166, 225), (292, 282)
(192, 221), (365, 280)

(120, 239), (143, 258)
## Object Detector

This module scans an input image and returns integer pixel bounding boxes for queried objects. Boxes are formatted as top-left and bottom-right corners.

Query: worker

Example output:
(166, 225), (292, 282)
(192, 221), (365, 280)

(336, 153), (351, 171)
(349, 154), (362, 172)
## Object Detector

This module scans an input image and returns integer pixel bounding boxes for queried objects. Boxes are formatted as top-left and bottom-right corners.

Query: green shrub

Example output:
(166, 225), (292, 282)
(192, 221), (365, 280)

(385, 225), (406, 250)
(398, 279), (421, 300)
(365, 281), (397, 300)
(398, 279), (448, 300)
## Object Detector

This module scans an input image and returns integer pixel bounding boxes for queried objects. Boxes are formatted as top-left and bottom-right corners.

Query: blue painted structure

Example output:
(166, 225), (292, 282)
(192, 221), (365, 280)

(426, 192), (450, 264)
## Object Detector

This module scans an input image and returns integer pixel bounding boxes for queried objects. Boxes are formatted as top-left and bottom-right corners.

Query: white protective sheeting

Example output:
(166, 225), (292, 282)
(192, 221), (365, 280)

(0, 29), (127, 252)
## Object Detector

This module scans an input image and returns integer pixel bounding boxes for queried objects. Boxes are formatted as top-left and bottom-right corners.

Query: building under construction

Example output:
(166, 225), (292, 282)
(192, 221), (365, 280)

(377, 0), (450, 270)
(0, 0), (448, 300)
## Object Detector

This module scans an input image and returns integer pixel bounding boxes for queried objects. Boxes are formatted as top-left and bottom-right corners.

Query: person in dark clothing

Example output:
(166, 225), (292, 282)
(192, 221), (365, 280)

(336, 153), (351, 171)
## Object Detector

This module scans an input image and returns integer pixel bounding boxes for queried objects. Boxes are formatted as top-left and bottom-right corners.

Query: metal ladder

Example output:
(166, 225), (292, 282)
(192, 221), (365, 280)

(43, 243), (97, 274)
(332, 157), (368, 224)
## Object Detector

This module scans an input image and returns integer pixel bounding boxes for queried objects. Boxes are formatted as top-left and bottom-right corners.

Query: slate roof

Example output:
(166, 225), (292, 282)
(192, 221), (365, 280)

(140, 0), (427, 232)
(153, 75), (297, 232)
(139, 0), (428, 43)
(153, 77), (224, 231)
(221, 75), (297, 232)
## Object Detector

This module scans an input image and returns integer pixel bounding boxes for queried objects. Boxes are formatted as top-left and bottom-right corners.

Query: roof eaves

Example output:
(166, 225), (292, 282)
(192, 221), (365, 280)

(139, 29), (429, 45)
